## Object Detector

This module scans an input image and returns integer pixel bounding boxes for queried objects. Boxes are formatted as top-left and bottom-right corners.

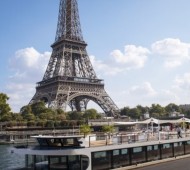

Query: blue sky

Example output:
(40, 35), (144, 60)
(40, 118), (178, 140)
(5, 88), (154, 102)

(1, 0), (190, 112)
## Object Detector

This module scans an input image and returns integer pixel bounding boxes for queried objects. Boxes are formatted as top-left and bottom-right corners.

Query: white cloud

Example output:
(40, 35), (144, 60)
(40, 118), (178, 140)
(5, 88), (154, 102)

(175, 73), (190, 90)
(9, 47), (51, 82)
(90, 55), (123, 75)
(6, 83), (35, 112)
(152, 38), (190, 68)
(128, 82), (157, 96)
(6, 47), (51, 112)
(90, 45), (150, 76)
(111, 45), (150, 69)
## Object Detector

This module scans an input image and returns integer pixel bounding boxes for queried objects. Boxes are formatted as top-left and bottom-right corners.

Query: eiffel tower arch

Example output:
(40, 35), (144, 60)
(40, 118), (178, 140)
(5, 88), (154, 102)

(30, 0), (119, 117)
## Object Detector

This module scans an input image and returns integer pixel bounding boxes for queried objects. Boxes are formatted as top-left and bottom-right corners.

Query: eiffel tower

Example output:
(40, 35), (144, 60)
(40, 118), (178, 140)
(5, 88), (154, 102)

(30, 0), (119, 117)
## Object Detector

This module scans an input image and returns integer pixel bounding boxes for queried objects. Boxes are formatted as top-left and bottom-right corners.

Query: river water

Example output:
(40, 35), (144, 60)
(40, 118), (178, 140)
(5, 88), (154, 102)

(0, 145), (25, 170)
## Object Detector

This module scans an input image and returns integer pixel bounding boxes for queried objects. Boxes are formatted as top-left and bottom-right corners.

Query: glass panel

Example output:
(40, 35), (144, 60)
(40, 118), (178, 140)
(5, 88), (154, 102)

(26, 155), (35, 168)
(49, 156), (67, 170)
(35, 155), (48, 170)
(60, 138), (80, 147)
(94, 151), (106, 158)
(113, 150), (119, 156)
(147, 146), (152, 151)
(147, 145), (160, 161)
(112, 150), (120, 168)
(133, 147), (143, 153)
(37, 138), (47, 146)
(68, 155), (81, 170)
(154, 145), (158, 150)
(131, 147), (146, 164)
(112, 149), (130, 168)
(185, 141), (190, 154)
(162, 143), (173, 159)
(92, 151), (111, 170)
(174, 142), (184, 156)
(81, 155), (89, 170)
(120, 149), (130, 167)
(121, 149), (128, 155)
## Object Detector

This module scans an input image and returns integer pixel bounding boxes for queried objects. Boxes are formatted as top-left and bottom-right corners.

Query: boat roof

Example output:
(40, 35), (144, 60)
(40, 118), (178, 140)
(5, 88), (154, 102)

(31, 135), (84, 139)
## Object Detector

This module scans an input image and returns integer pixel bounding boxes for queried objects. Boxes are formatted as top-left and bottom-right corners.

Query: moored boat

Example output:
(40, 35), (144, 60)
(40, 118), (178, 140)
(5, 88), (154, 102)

(14, 132), (190, 170)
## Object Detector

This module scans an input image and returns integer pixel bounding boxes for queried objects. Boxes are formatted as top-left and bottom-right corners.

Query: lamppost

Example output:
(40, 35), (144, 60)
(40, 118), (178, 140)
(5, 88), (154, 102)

(151, 118), (154, 135)
(182, 116), (185, 131)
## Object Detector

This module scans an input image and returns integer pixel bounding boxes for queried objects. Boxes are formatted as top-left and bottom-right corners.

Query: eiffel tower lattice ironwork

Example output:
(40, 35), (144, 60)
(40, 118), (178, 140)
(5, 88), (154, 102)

(30, 0), (119, 116)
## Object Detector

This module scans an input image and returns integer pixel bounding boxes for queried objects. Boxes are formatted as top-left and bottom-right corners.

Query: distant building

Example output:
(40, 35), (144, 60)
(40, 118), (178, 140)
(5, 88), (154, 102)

(169, 111), (184, 118)
(143, 111), (150, 119)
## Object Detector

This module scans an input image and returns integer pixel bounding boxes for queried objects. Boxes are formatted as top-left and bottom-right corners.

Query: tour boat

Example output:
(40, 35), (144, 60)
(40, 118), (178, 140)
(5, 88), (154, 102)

(14, 132), (190, 170)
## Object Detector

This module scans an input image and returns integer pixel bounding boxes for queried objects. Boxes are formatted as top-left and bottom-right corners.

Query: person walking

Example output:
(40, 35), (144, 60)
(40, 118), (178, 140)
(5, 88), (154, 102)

(177, 126), (182, 138)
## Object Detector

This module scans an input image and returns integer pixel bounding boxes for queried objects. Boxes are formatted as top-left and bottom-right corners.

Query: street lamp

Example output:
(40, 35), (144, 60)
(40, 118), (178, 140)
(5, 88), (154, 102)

(182, 116), (185, 131)
(151, 118), (154, 135)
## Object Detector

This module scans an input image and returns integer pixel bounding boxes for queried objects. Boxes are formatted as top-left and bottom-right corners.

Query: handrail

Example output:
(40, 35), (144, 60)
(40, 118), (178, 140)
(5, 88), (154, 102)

(88, 131), (190, 148)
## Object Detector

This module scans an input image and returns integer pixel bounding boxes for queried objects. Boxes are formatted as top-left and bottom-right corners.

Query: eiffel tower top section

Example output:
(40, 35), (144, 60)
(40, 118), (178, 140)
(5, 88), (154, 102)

(55, 0), (84, 43)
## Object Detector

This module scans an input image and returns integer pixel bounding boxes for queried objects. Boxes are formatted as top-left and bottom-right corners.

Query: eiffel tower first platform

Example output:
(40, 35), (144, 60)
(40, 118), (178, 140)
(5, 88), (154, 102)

(30, 0), (119, 117)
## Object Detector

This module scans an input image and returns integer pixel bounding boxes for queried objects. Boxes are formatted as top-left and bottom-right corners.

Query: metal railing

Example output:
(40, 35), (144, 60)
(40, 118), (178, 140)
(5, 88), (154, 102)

(88, 131), (190, 147)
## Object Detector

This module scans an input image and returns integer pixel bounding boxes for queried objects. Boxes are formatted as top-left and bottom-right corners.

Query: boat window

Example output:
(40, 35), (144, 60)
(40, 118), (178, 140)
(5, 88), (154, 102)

(154, 145), (158, 150)
(147, 146), (153, 151)
(163, 143), (171, 149)
(133, 147), (143, 153)
(147, 145), (158, 151)
(37, 138), (47, 146)
(113, 150), (119, 156)
(46, 138), (62, 147)
(121, 149), (128, 155)
(174, 142), (182, 147)
(94, 151), (106, 158)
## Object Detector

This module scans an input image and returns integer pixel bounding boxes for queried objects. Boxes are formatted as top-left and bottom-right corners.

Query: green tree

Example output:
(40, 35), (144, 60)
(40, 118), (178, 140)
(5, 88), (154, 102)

(149, 104), (165, 118)
(20, 105), (36, 121)
(136, 105), (148, 115)
(80, 124), (91, 137)
(24, 113), (36, 121)
(83, 109), (99, 120)
(1, 112), (13, 121)
(67, 111), (84, 120)
(165, 103), (181, 113)
(38, 111), (54, 120)
(55, 109), (67, 121)
(129, 107), (141, 119)
(13, 113), (23, 121)
(120, 107), (130, 116)
(0, 93), (12, 121)
(31, 101), (47, 115)
(55, 113), (66, 121)
(102, 125), (114, 134)
(20, 105), (33, 115)
(46, 120), (55, 128)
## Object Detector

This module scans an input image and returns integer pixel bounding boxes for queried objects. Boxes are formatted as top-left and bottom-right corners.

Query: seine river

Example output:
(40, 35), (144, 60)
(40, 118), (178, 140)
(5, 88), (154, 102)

(0, 145), (25, 170)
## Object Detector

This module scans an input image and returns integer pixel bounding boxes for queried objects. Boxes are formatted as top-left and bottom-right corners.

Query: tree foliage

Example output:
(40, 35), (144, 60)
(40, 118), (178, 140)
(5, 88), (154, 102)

(102, 125), (114, 133)
(2, 91), (190, 127)
(0, 93), (11, 121)
(83, 109), (101, 119)
(80, 124), (91, 137)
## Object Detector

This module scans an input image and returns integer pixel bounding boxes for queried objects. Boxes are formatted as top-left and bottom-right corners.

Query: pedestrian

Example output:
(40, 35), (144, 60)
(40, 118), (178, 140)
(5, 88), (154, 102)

(177, 126), (182, 138)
